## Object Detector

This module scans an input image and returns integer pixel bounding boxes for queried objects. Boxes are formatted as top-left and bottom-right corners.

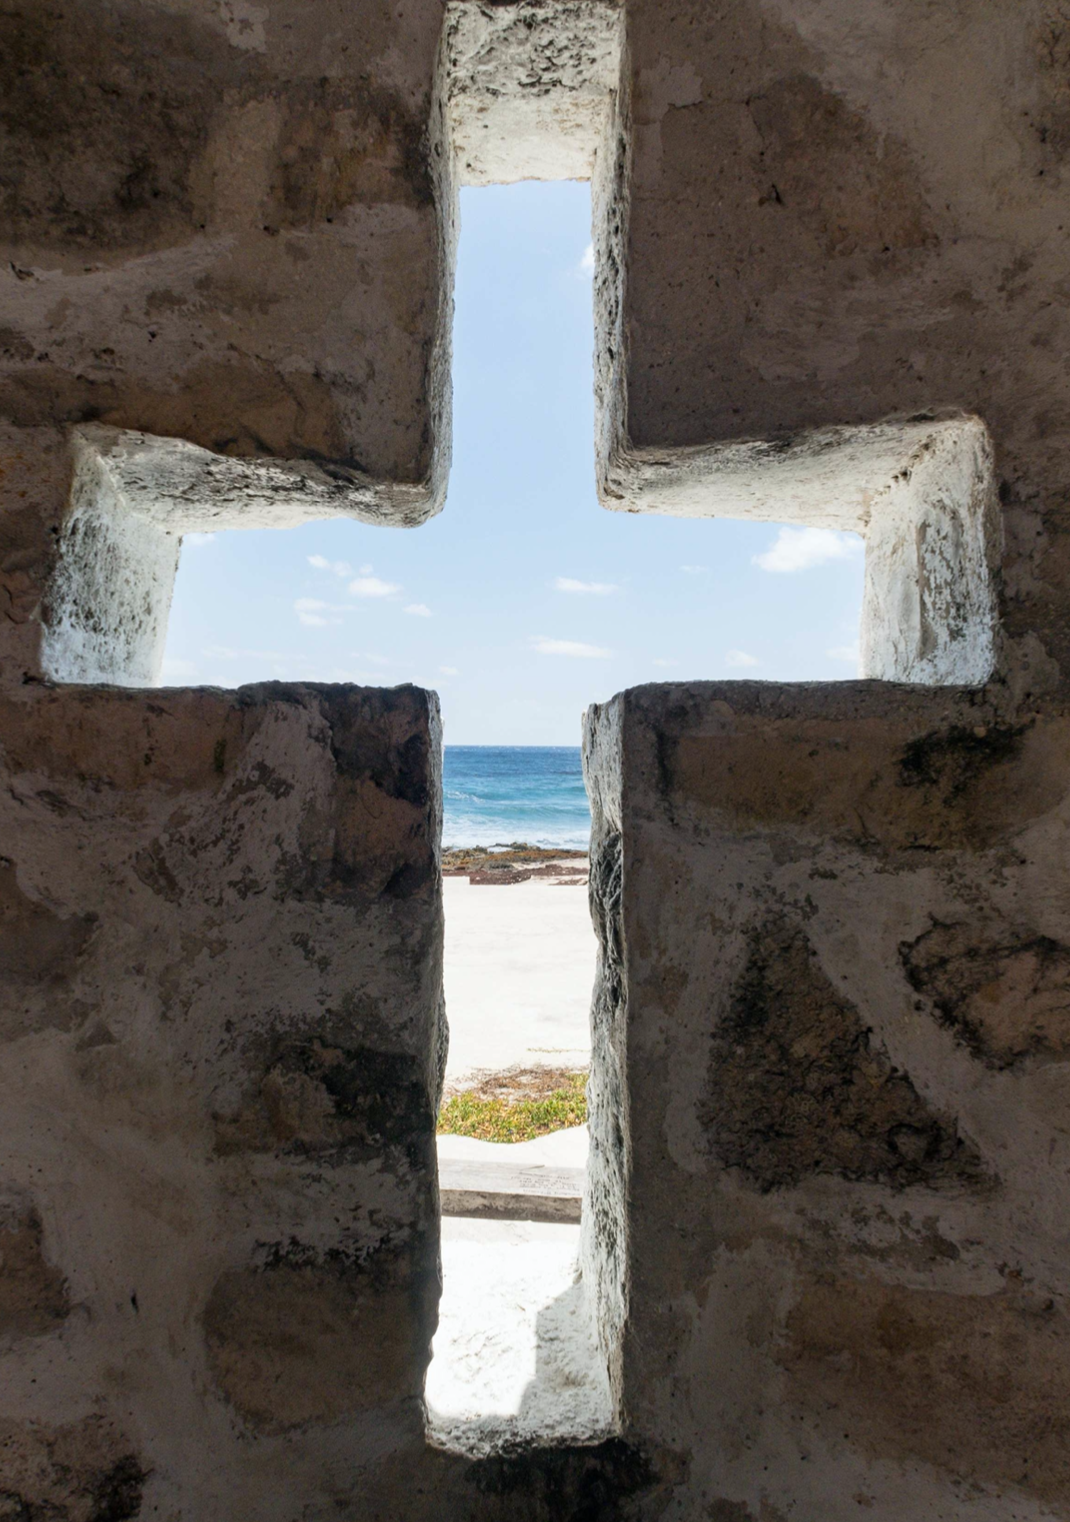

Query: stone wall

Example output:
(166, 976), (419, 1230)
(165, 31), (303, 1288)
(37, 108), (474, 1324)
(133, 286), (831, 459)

(594, 0), (1070, 693)
(0, 681), (445, 1516)
(584, 680), (1070, 1519)
(575, 8), (1070, 1509)
(0, 0), (449, 498)
(0, 0), (453, 687)
(3, 0), (1070, 1517)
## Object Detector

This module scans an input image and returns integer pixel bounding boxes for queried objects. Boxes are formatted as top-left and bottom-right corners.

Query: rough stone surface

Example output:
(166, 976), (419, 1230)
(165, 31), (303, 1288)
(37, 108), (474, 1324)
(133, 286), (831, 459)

(700, 918), (991, 1194)
(0, 680), (445, 1518)
(781, 1274), (1070, 1510)
(0, 0), (449, 497)
(584, 680), (1070, 1519)
(0, 0), (456, 686)
(5, 2), (1070, 1517)
(4, 0), (1033, 697)
(443, 1), (622, 185)
(902, 921), (1070, 1070)
(592, 0), (1070, 699)
(0, 1198), (70, 1339)
(612, 0), (1070, 489)
(0, 1417), (146, 1522)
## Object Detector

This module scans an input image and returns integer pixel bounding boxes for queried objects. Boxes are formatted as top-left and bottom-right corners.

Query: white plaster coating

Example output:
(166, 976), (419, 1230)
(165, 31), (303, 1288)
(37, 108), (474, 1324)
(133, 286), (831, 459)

(861, 417), (1001, 685)
(442, 874), (595, 1086)
(604, 416), (962, 531)
(442, 1), (623, 186)
(41, 436), (180, 686)
(606, 415), (1001, 687)
(76, 424), (437, 533)
(425, 1216), (612, 1457)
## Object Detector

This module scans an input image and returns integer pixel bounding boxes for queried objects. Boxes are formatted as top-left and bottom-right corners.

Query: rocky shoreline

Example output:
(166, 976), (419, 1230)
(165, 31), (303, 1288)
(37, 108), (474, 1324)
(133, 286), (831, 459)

(442, 844), (588, 885)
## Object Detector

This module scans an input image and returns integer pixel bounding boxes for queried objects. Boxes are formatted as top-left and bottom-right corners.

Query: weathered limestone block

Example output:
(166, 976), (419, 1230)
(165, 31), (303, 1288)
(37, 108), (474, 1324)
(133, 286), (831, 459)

(0, 0), (451, 524)
(0, 0), (459, 686)
(612, 0), (1070, 481)
(442, 0), (623, 184)
(585, 681), (1070, 1520)
(0, 680), (444, 1518)
(596, 0), (1070, 693)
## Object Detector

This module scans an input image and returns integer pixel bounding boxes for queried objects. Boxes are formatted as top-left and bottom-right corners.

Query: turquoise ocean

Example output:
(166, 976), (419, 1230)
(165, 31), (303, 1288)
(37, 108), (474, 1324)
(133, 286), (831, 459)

(442, 747), (591, 850)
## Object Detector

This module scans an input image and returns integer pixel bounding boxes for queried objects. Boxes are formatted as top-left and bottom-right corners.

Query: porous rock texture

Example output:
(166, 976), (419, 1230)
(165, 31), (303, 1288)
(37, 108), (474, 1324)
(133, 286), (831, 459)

(0, 0), (450, 500)
(0, 680), (447, 1516)
(592, 0), (1070, 691)
(0, 0), (455, 687)
(602, 1), (1070, 534)
(584, 681), (1070, 1519)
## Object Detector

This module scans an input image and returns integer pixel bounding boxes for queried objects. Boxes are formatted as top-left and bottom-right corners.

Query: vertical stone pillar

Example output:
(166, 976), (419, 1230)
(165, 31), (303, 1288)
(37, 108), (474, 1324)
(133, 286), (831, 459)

(585, 680), (1070, 1518)
(0, 682), (445, 1515)
(0, 424), (72, 686)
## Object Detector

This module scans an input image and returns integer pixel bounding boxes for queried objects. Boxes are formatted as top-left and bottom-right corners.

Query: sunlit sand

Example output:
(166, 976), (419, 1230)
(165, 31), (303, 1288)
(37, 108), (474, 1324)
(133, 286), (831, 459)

(442, 868), (596, 1087)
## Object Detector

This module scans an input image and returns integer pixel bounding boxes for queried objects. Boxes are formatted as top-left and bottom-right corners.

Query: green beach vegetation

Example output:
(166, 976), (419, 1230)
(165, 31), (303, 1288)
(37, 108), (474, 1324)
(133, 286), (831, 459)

(438, 1067), (587, 1143)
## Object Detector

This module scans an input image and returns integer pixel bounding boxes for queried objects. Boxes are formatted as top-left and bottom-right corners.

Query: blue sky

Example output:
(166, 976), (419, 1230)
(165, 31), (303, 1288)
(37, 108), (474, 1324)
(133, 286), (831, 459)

(162, 182), (864, 745)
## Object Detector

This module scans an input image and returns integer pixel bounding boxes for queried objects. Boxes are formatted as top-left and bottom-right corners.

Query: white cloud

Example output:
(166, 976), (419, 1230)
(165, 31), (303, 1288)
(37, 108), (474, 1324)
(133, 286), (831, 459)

(184, 532), (216, 548)
(308, 554), (352, 578)
(652, 658), (676, 668)
(441, 665), (459, 676)
(293, 597), (349, 625)
(161, 656), (198, 680)
(753, 527), (863, 574)
(827, 643), (861, 668)
(359, 563), (373, 575)
(349, 576), (400, 598)
(554, 576), (618, 595)
(295, 597), (330, 626)
(681, 564), (707, 575)
(405, 603), (432, 617)
(577, 243), (594, 278)
(531, 635), (612, 659)
(725, 649), (760, 668)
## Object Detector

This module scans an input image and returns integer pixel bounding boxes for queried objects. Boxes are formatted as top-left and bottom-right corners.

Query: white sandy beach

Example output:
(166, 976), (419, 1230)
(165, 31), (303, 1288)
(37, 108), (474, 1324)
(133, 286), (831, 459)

(425, 1210), (611, 1455)
(428, 1124), (603, 1456)
(442, 870), (597, 1087)
(433, 869), (601, 1444)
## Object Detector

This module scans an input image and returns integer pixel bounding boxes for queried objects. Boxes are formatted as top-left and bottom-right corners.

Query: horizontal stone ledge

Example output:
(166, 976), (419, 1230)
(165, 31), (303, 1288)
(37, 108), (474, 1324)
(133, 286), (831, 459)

(438, 1159), (584, 1224)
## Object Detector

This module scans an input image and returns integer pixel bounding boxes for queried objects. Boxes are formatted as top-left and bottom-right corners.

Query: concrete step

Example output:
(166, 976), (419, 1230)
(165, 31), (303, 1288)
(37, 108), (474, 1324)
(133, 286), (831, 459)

(438, 1158), (584, 1223)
